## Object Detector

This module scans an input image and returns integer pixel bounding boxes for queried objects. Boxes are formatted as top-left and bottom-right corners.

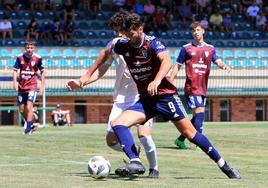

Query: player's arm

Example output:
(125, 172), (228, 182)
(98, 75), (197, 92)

(169, 64), (182, 83)
(169, 47), (185, 82)
(38, 58), (45, 95)
(13, 57), (20, 91)
(215, 58), (231, 72)
(148, 50), (173, 96)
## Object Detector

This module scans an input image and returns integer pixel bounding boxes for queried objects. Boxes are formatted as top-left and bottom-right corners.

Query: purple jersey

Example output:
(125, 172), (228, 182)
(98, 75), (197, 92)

(176, 42), (218, 96)
(113, 34), (177, 98)
(13, 52), (44, 93)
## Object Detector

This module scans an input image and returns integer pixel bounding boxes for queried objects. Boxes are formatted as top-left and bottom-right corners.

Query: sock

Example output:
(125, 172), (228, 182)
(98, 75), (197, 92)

(194, 112), (205, 133)
(109, 143), (123, 152)
(139, 136), (158, 170)
(177, 117), (195, 142)
(190, 132), (221, 162)
(112, 125), (139, 160)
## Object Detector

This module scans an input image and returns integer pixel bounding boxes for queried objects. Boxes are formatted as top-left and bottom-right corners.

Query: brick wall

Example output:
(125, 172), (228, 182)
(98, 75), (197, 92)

(0, 95), (267, 125)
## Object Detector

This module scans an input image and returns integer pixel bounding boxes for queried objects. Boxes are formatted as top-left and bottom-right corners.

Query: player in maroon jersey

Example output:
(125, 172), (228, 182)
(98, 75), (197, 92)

(13, 40), (45, 135)
(94, 11), (240, 179)
(170, 21), (231, 149)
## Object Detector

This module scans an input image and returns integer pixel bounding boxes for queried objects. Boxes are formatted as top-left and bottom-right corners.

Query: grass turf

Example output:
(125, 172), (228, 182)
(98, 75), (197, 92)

(0, 122), (268, 188)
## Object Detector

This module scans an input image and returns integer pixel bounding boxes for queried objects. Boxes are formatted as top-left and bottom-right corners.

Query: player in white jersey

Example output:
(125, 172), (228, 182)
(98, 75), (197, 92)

(67, 38), (159, 178)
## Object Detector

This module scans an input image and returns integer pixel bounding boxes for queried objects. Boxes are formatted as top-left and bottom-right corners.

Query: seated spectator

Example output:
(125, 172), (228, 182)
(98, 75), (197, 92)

(157, 0), (173, 25)
(256, 10), (267, 31)
(209, 11), (223, 32)
(25, 19), (40, 40)
(113, 0), (126, 10)
(246, 2), (260, 23)
(0, 16), (13, 40)
(153, 6), (170, 36)
(63, 0), (75, 21)
(33, 105), (40, 128)
(64, 16), (74, 40)
(200, 15), (210, 30)
(90, 0), (102, 16)
(50, 18), (65, 44)
(223, 13), (233, 32)
(231, 0), (243, 14)
(195, 0), (211, 14)
(144, 0), (156, 16)
(177, 0), (193, 23)
(51, 104), (72, 126)
(3, 0), (17, 13)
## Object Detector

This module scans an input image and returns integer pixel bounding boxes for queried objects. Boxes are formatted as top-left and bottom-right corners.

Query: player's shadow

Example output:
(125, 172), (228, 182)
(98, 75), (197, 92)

(157, 146), (186, 150)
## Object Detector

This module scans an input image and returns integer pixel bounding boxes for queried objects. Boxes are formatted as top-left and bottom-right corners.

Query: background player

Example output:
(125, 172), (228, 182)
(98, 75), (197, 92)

(66, 11), (159, 178)
(170, 21), (231, 149)
(13, 40), (45, 135)
(94, 11), (240, 179)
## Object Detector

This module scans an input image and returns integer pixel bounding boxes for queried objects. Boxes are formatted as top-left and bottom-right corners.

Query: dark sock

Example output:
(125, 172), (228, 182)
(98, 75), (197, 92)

(191, 132), (221, 162)
(194, 112), (205, 133)
(112, 125), (139, 159)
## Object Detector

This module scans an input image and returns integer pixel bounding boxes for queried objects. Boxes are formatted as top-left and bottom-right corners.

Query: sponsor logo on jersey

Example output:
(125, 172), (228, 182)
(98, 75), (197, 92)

(21, 61), (24, 64)
(125, 52), (130, 57)
(192, 63), (207, 68)
(26, 66), (30, 71)
(141, 49), (147, 58)
(173, 113), (179, 118)
(129, 66), (152, 73)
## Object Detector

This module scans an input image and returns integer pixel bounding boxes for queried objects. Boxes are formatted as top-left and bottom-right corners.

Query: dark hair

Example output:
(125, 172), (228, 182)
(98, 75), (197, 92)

(191, 21), (205, 30)
(109, 10), (129, 32)
(25, 40), (36, 46)
(123, 12), (143, 32)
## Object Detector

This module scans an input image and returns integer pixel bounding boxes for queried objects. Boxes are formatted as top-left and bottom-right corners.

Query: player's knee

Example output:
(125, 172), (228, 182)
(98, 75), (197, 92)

(106, 132), (118, 146)
(182, 129), (196, 140)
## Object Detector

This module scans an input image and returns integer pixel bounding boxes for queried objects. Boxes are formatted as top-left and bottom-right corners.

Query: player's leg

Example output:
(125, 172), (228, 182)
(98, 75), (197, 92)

(65, 112), (72, 126)
(53, 113), (59, 126)
(173, 118), (241, 179)
(111, 109), (147, 176)
(137, 121), (159, 178)
(24, 91), (37, 134)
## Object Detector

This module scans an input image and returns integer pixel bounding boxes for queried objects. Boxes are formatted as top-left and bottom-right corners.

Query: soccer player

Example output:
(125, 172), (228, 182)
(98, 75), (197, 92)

(170, 21), (231, 150)
(66, 11), (159, 178)
(13, 40), (45, 135)
(87, 11), (240, 179)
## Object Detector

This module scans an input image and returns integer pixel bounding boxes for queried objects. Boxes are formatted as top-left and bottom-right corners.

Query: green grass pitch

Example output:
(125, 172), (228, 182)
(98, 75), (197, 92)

(0, 122), (268, 188)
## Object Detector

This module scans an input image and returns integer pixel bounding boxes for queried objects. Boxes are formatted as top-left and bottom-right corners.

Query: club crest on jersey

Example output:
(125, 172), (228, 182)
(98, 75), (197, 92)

(205, 51), (209, 57)
(141, 49), (147, 58)
(21, 61), (24, 64)
(191, 52), (196, 56)
(31, 61), (35, 67)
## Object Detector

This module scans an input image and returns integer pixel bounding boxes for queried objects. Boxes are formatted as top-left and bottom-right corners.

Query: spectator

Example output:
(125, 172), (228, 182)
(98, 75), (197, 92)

(25, 19), (40, 40)
(177, 0), (193, 23)
(62, 0), (75, 21)
(256, 10), (267, 31)
(153, 6), (170, 35)
(3, 0), (17, 13)
(113, 0), (126, 10)
(223, 13), (233, 32)
(51, 104), (72, 126)
(231, 0), (243, 14)
(0, 16), (13, 40)
(64, 15), (74, 40)
(144, 0), (156, 16)
(200, 15), (210, 30)
(157, 0), (173, 25)
(209, 11), (223, 32)
(50, 18), (65, 44)
(195, 0), (211, 14)
(90, 0), (102, 16)
(246, 2), (260, 23)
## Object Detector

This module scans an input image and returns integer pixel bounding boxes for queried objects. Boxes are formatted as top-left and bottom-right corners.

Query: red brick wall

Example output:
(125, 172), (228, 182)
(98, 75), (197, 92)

(0, 95), (267, 125)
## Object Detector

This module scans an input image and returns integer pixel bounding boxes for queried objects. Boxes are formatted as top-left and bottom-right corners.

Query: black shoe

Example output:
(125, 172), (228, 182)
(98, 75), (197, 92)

(115, 161), (145, 177)
(220, 162), (241, 179)
(149, 169), (159, 178)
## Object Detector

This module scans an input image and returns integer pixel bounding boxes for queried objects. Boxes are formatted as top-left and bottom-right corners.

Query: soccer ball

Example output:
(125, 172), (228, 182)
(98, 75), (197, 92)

(87, 156), (111, 179)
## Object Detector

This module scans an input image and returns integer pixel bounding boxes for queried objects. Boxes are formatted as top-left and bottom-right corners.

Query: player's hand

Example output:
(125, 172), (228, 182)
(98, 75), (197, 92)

(66, 80), (83, 91)
(14, 83), (18, 91)
(223, 65), (231, 72)
(147, 79), (161, 96)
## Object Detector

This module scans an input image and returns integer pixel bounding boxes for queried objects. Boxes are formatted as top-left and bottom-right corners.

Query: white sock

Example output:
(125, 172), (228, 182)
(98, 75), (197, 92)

(139, 135), (158, 170)
(109, 143), (123, 152)
(217, 158), (225, 168)
(130, 158), (141, 162)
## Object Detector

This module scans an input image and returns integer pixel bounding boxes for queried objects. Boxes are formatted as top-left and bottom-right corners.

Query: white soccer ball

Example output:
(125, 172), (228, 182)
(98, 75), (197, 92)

(87, 156), (111, 179)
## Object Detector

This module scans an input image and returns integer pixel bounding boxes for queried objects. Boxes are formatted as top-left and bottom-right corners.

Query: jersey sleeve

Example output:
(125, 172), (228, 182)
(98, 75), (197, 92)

(113, 38), (128, 55)
(37, 58), (45, 72)
(176, 47), (186, 65)
(13, 57), (20, 71)
(150, 38), (166, 54)
(212, 49), (219, 64)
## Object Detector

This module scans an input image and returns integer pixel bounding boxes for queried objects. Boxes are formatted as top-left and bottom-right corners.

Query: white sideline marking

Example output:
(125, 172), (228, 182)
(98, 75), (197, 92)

(0, 160), (86, 167)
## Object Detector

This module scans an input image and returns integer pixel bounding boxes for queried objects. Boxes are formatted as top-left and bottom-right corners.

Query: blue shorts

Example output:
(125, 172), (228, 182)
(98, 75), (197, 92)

(185, 95), (206, 109)
(17, 91), (37, 105)
(127, 94), (188, 121)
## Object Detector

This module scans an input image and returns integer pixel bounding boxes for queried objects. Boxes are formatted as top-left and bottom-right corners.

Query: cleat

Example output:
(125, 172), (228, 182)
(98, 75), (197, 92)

(115, 161), (145, 177)
(174, 138), (188, 149)
(148, 169), (159, 178)
(220, 162), (241, 179)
